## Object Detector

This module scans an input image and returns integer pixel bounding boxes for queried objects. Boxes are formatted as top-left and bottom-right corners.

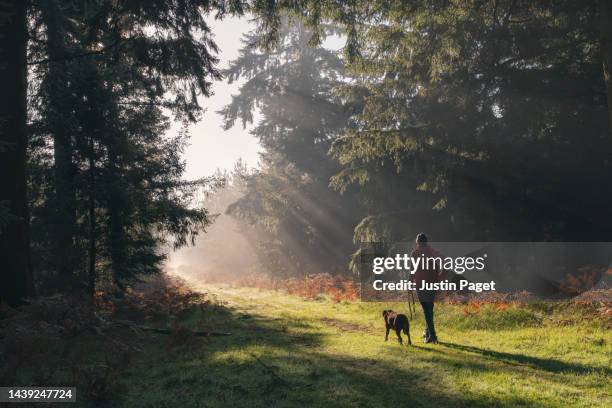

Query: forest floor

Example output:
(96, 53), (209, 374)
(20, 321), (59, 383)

(116, 284), (611, 408)
(1, 279), (610, 407)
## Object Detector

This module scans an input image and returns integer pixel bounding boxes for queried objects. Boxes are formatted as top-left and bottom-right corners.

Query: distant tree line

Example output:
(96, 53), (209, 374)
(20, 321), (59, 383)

(220, 21), (364, 277)
(1, 1), (611, 302)
(223, 1), (612, 277)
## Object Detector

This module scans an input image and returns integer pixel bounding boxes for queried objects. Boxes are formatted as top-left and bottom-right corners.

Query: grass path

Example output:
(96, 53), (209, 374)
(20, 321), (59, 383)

(121, 285), (611, 408)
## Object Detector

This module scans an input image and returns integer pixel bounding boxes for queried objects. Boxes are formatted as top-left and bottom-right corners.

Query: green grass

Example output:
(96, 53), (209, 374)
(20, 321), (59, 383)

(116, 286), (611, 408)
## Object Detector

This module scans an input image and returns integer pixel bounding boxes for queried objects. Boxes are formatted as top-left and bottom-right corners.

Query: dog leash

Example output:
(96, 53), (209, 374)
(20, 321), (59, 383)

(408, 291), (416, 320)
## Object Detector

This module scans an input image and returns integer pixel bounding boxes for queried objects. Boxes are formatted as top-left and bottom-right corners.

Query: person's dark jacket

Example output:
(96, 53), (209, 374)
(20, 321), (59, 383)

(411, 243), (442, 287)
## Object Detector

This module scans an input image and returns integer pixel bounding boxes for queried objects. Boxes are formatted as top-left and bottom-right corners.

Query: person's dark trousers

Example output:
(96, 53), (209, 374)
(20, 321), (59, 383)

(417, 289), (437, 341)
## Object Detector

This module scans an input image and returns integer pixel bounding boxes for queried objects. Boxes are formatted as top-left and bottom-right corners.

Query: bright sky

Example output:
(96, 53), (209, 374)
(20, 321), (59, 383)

(172, 16), (345, 180)
(173, 16), (262, 180)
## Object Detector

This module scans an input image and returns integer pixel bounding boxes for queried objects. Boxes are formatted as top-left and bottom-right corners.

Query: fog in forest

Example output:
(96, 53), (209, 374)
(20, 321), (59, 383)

(166, 22), (350, 284)
(166, 10), (612, 286)
(166, 187), (260, 284)
(2, 2), (611, 404)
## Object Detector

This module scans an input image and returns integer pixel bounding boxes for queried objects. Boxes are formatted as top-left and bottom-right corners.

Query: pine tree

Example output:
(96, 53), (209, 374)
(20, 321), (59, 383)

(27, 0), (242, 291)
(39, 0), (79, 287)
(221, 20), (363, 277)
(328, 0), (611, 242)
(0, 0), (34, 305)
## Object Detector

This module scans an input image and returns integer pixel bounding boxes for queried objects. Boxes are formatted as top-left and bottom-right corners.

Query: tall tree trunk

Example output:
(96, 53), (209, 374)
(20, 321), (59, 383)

(88, 135), (96, 294)
(601, 0), (612, 145)
(40, 0), (77, 288)
(0, 0), (35, 305)
(107, 146), (126, 283)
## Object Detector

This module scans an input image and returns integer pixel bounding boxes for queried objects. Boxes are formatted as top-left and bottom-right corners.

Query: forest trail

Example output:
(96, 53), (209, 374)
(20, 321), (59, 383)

(118, 285), (611, 408)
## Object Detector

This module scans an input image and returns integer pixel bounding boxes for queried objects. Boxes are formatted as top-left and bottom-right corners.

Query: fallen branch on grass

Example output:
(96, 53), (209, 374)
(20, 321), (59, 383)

(93, 313), (231, 336)
(134, 325), (232, 336)
(250, 353), (290, 387)
(89, 325), (142, 352)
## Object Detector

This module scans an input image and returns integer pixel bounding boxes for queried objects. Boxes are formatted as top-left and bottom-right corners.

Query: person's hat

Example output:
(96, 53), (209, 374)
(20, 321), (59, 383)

(416, 233), (428, 243)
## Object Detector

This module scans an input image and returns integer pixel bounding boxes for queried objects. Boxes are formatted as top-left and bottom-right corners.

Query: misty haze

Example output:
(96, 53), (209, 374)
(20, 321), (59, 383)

(1, 2), (610, 407)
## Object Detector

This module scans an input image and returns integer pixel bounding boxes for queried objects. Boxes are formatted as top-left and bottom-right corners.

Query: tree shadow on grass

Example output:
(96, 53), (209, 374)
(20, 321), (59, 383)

(123, 302), (561, 408)
(440, 342), (611, 376)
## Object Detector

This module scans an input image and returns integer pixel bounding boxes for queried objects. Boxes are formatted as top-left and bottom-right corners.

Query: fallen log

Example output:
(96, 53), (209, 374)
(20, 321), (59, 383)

(134, 325), (232, 336)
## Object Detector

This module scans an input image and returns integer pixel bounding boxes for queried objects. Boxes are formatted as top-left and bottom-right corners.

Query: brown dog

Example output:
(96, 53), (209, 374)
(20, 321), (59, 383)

(382, 310), (412, 346)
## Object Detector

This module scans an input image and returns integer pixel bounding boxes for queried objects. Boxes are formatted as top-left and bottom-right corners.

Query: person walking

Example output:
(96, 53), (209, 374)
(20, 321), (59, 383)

(411, 233), (442, 343)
